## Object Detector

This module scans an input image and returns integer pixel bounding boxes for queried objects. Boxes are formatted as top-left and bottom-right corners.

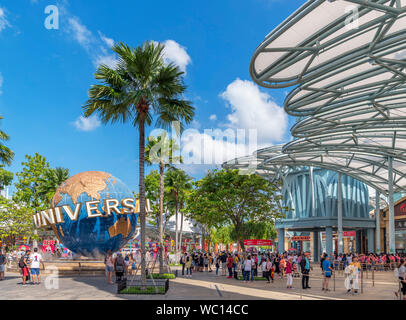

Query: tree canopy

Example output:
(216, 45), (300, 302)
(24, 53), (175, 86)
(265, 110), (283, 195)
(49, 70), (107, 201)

(186, 169), (288, 250)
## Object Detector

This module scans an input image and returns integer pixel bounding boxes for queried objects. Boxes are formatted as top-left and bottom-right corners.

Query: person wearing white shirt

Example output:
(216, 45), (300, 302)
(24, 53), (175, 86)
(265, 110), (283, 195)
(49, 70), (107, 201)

(29, 248), (44, 285)
(243, 256), (253, 283)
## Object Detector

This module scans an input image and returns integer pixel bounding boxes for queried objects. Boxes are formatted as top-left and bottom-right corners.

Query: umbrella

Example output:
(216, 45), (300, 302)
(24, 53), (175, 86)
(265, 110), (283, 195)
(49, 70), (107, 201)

(19, 245), (30, 251)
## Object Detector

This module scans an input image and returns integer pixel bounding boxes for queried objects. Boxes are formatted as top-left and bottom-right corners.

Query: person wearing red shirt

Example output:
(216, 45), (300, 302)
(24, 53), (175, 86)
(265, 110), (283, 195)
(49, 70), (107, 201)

(226, 254), (234, 278)
(285, 257), (293, 289)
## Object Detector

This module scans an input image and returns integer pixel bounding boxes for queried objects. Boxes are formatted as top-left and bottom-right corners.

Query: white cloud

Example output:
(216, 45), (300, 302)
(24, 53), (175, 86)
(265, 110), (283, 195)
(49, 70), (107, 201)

(68, 17), (93, 49)
(94, 50), (118, 68)
(98, 32), (114, 48)
(177, 79), (288, 167)
(220, 78), (288, 144)
(209, 114), (217, 121)
(73, 115), (100, 132)
(160, 40), (191, 74)
(66, 15), (117, 68)
(0, 8), (10, 32)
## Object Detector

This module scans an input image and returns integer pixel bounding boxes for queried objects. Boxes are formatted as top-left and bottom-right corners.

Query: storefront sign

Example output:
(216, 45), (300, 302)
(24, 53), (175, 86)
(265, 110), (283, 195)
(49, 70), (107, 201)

(244, 239), (273, 246)
(343, 231), (356, 237)
(43, 240), (57, 246)
(395, 201), (406, 216)
(292, 236), (310, 241)
(395, 219), (406, 230)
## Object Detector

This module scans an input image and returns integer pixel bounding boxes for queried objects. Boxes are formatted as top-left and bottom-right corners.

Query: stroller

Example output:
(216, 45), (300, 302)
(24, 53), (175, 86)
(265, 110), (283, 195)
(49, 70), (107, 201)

(292, 263), (300, 278)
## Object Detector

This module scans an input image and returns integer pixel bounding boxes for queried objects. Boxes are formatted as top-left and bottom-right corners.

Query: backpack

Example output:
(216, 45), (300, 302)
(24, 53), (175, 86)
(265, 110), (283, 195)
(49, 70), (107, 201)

(115, 258), (124, 272)
(18, 256), (26, 268)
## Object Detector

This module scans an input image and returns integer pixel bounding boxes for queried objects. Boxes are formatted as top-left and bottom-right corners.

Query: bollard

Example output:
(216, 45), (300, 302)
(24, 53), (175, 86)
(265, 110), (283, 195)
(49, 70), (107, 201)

(360, 266), (363, 294)
(372, 266), (374, 287)
(333, 269), (335, 292)
(300, 273), (303, 300)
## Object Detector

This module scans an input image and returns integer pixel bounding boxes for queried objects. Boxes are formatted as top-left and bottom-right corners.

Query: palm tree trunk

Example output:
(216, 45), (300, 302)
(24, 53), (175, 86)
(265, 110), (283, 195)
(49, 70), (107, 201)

(175, 199), (178, 258)
(179, 210), (184, 254)
(139, 115), (147, 289)
(159, 161), (164, 274)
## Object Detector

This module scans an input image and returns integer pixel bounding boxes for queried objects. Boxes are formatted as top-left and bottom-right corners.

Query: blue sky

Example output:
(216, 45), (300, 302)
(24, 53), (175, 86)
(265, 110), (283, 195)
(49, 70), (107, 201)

(0, 0), (306, 193)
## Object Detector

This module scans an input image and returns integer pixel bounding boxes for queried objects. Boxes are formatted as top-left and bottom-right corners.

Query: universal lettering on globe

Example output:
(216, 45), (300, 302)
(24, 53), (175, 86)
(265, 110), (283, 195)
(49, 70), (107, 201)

(32, 171), (149, 257)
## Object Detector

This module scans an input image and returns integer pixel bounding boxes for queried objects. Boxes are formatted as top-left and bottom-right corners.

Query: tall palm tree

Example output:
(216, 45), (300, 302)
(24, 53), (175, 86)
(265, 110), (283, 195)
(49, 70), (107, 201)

(145, 133), (182, 274)
(0, 116), (14, 166)
(164, 168), (193, 256)
(83, 42), (194, 287)
(38, 167), (70, 204)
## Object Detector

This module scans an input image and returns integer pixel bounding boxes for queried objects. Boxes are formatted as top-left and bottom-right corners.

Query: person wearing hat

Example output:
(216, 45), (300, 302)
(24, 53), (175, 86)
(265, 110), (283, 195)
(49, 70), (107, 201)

(114, 252), (125, 282)
(322, 255), (333, 292)
(300, 252), (311, 289)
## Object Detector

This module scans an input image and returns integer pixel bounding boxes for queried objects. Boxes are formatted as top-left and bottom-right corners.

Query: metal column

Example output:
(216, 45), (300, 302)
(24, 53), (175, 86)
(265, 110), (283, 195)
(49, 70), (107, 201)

(278, 228), (285, 254)
(388, 156), (395, 254)
(326, 226), (333, 257)
(337, 173), (343, 254)
(313, 231), (319, 262)
(375, 190), (381, 254)
(310, 167), (316, 218)
(356, 230), (362, 253)
(367, 228), (375, 253)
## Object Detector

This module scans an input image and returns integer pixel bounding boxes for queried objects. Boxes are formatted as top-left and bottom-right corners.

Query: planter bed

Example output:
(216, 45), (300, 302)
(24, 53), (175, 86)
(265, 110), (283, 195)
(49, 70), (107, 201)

(117, 278), (169, 295)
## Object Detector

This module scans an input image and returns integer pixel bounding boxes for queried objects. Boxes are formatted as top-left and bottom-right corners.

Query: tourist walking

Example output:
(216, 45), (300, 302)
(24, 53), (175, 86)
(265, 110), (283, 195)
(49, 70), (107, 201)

(29, 248), (43, 285)
(104, 250), (114, 284)
(300, 252), (311, 289)
(227, 253), (233, 278)
(395, 259), (406, 300)
(185, 254), (193, 278)
(18, 250), (30, 286)
(322, 255), (333, 292)
(114, 252), (125, 282)
(221, 252), (227, 276)
(215, 255), (220, 276)
(345, 256), (361, 294)
(0, 249), (6, 281)
(243, 255), (253, 283)
(285, 257), (293, 289)
(180, 252), (187, 275)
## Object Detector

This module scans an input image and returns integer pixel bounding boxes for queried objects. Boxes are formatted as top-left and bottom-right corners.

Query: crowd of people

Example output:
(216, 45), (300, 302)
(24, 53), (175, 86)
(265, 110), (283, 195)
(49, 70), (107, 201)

(2, 244), (405, 299)
(177, 250), (406, 298)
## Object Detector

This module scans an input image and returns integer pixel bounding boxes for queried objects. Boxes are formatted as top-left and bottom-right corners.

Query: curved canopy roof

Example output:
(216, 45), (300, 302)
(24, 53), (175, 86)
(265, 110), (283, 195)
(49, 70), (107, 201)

(223, 146), (286, 179)
(223, 0), (406, 196)
(284, 129), (406, 159)
(291, 96), (406, 137)
(250, 0), (406, 94)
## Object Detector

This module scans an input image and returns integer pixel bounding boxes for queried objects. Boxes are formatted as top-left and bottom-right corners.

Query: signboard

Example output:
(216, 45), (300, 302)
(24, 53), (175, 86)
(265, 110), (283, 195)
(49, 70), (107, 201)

(292, 236), (310, 241)
(244, 239), (273, 246)
(43, 240), (57, 246)
(396, 201), (406, 217)
(343, 231), (356, 237)
(395, 219), (406, 230)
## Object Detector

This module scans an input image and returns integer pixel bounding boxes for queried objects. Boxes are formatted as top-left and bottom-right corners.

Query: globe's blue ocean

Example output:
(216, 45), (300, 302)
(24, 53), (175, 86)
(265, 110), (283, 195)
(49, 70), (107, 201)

(54, 175), (137, 257)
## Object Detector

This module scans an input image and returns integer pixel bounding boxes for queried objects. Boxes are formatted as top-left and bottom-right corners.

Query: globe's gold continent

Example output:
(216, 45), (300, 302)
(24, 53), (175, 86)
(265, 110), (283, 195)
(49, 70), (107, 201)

(108, 217), (132, 238)
(52, 171), (115, 207)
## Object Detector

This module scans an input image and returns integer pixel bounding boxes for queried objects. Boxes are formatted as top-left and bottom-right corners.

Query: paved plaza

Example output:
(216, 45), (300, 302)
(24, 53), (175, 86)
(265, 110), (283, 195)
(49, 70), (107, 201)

(0, 266), (401, 300)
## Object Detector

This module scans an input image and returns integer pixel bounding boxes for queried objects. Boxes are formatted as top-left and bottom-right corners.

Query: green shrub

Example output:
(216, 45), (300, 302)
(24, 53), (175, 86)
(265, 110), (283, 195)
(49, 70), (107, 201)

(150, 273), (176, 279)
(120, 286), (166, 294)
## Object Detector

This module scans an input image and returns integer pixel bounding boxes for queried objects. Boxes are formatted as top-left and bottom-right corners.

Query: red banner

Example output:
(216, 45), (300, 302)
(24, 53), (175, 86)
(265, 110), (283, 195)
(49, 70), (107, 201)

(244, 239), (273, 246)
(343, 231), (355, 237)
(292, 236), (310, 241)
(43, 240), (57, 246)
